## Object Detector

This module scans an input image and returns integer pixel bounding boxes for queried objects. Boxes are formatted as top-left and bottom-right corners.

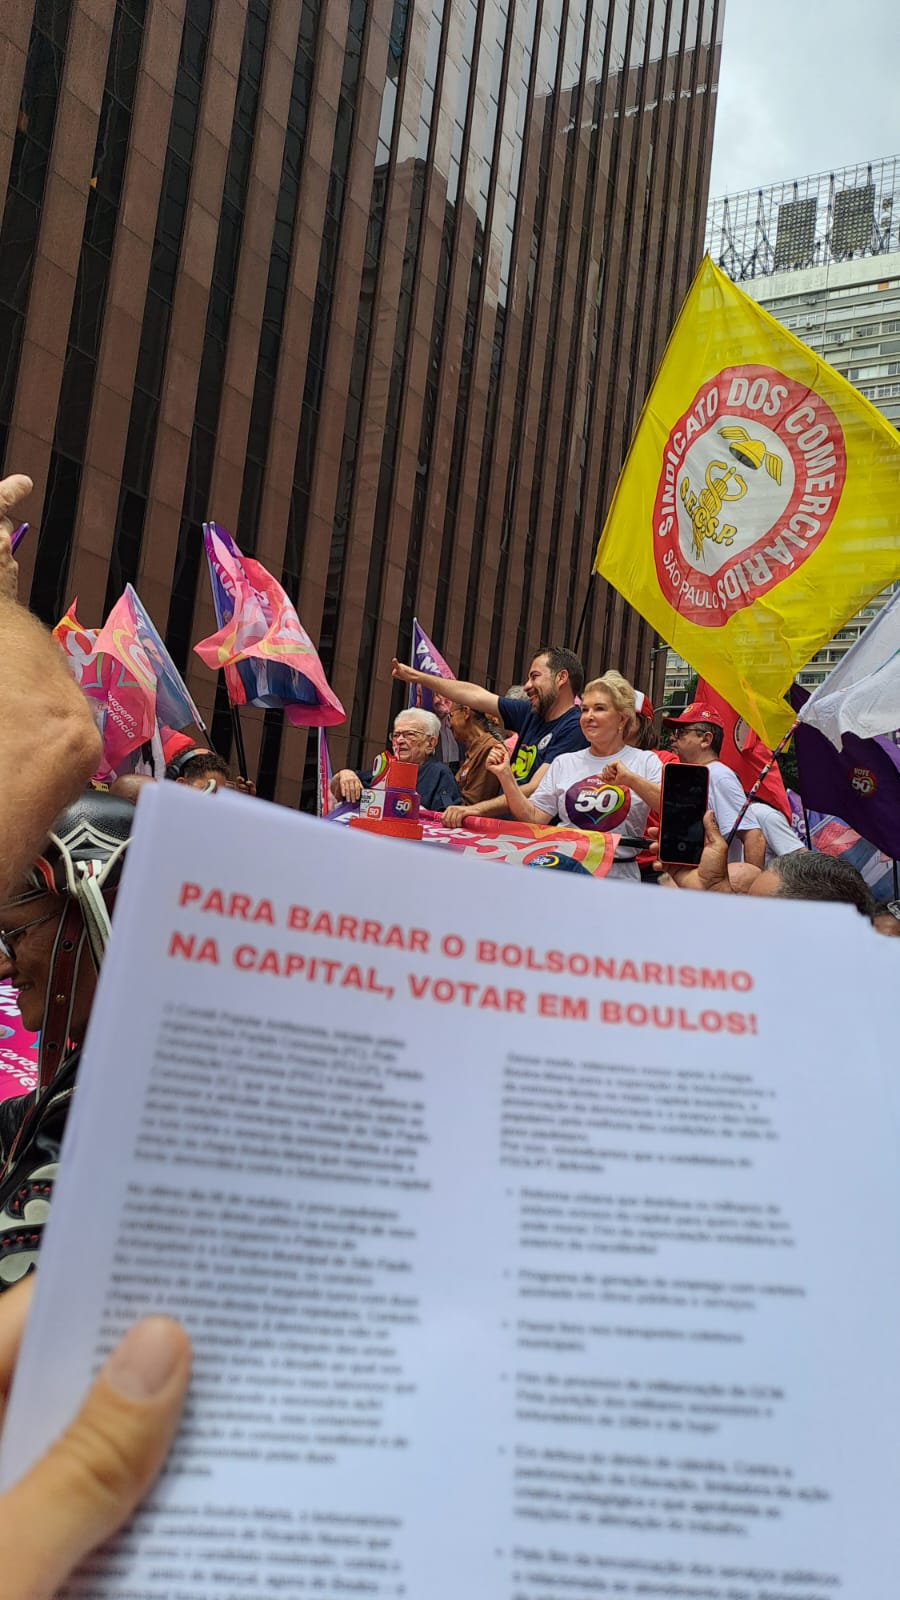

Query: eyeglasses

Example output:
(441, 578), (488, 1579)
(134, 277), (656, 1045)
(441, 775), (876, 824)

(0, 911), (59, 963)
(392, 730), (426, 743)
(882, 899), (900, 923)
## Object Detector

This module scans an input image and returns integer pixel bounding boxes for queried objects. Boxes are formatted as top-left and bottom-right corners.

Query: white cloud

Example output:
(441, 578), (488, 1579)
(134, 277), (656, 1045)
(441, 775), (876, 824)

(710, 0), (899, 198)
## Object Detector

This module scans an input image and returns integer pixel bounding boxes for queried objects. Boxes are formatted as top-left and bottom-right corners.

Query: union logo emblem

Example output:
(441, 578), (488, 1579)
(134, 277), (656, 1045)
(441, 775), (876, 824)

(653, 365), (847, 627)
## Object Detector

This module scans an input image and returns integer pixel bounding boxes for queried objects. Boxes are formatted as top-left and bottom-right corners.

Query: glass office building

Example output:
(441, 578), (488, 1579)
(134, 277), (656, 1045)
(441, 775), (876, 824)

(0, 0), (722, 800)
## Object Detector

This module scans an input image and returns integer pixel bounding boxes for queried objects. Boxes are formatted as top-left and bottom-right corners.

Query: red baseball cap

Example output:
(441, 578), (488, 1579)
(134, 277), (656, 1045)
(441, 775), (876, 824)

(634, 690), (654, 719)
(663, 700), (725, 729)
(162, 729), (206, 764)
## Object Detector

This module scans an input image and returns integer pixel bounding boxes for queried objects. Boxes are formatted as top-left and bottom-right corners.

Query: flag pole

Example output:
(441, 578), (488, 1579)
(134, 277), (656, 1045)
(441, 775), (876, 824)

(725, 721), (798, 847)
(801, 802), (813, 850)
(893, 860), (899, 899)
(230, 704), (249, 782)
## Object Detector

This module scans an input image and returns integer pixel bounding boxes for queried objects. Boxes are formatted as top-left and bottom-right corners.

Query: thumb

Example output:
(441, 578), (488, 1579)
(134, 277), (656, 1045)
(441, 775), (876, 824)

(0, 1316), (191, 1599)
(0, 474), (33, 529)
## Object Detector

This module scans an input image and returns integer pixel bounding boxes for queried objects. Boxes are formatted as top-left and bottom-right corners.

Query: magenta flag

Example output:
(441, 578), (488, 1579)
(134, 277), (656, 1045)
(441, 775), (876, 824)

(408, 619), (460, 764)
(195, 523), (344, 727)
(85, 592), (158, 769)
(317, 728), (333, 816)
(0, 984), (38, 1102)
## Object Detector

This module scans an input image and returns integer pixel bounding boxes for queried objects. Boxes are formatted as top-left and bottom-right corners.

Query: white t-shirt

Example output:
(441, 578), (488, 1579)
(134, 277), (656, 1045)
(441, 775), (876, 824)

(744, 801), (805, 865)
(705, 760), (748, 838)
(699, 760), (758, 862)
(530, 745), (663, 882)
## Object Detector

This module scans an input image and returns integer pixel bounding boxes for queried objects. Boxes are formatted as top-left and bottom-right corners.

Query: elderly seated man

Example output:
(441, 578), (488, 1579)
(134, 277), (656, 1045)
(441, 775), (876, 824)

(331, 708), (461, 812)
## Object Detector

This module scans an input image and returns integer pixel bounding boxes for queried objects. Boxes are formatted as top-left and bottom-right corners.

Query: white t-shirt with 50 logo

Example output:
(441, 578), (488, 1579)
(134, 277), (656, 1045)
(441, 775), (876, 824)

(530, 745), (663, 881)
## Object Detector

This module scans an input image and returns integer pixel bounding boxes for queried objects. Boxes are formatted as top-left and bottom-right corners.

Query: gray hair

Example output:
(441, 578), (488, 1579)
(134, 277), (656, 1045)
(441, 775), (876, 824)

(773, 851), (875, 918)
(394, 708), (441, 742)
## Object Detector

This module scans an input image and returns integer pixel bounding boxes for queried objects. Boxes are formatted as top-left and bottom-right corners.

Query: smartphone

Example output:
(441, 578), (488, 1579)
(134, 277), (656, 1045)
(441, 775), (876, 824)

(658, 763), (709, 869)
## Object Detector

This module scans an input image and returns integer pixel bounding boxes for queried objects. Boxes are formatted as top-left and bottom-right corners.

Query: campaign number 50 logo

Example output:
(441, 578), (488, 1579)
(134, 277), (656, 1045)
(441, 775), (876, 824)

(564, 780), (631, 831)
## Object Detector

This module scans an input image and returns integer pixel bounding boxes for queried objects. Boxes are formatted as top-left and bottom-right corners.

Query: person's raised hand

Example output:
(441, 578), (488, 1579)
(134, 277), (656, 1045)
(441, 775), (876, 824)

(391, 658), (416, 684)
(0, 1276), (191, 1599)
(652, 809), (731, 893)
(600, 760), (631, 787)
(0, 474), (31, 603)
(485, 743), (511, 778)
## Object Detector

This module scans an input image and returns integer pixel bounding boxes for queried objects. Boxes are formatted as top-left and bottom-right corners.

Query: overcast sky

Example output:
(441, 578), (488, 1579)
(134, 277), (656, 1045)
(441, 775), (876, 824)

(709, 0), (898, 198)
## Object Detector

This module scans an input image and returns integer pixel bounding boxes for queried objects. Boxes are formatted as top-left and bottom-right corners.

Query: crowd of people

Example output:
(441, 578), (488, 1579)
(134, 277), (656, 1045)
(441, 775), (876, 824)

(0, 446), (898, 1592)
(386, 648), (899, 923)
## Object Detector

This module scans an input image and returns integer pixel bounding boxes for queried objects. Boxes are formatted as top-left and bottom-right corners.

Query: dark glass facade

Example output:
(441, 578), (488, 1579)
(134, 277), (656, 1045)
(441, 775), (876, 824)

(0, 0), (723, 803)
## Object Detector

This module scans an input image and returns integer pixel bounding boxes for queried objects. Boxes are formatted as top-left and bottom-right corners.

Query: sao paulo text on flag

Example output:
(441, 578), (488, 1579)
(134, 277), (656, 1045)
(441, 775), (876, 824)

(797, 582), (900, 748)
(594, 256), (900, 746)
(194, 523), (344, 727)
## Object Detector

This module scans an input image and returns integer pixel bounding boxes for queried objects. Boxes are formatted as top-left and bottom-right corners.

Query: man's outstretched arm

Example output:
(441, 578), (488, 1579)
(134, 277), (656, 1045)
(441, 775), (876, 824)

(0, 475), (102, 897)
(391, 658), (500, 718)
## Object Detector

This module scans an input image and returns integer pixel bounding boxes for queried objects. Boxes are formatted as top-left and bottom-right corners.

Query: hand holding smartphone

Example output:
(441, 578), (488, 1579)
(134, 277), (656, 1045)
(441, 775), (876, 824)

(658, 763), (709, 869)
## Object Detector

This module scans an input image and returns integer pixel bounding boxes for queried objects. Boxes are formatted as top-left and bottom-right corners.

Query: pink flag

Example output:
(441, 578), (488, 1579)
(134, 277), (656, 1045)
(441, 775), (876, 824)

(53, 601), (98, 685)
(317, 728), (333, 816)
(195, 523), (344, 728)
(84, 592), (158, 770)
(0, 983), (38, 1102)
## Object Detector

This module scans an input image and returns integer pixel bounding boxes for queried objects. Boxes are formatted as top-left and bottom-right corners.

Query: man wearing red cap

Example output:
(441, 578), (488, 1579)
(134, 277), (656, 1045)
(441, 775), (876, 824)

(663, 702), (764, 864)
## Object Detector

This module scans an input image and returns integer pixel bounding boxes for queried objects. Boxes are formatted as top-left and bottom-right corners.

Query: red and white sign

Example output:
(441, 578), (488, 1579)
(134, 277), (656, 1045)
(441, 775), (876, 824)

(653, 365), (847, 627)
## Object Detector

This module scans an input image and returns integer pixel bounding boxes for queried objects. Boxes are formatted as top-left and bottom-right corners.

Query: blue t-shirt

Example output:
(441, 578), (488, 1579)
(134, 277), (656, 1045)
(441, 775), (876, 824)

(497, 698), (587, 786)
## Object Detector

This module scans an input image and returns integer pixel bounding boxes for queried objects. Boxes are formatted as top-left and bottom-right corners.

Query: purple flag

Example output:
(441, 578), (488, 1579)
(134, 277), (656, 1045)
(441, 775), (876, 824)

(788, 792), (897, 901)
(407, 619), (459, 765)
(791, 686), (900, 858)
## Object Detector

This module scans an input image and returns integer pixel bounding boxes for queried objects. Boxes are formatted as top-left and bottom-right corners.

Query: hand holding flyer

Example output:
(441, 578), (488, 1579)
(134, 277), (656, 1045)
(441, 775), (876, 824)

(1, 783), (899, 1599)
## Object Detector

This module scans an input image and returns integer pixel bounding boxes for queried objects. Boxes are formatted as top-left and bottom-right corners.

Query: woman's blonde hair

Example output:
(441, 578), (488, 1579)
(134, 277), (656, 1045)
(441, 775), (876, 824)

(582, 670), (641, 744)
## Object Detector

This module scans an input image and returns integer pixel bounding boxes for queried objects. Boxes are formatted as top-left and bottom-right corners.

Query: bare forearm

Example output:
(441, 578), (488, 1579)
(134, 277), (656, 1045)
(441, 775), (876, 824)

(456, 791), (513, 819)
(740, 828), (766, 869)
(406, 669), (499, 718)
(497, 772), (549, 826)
(0, 597), (101, 895)
(627, 776), (660, 812)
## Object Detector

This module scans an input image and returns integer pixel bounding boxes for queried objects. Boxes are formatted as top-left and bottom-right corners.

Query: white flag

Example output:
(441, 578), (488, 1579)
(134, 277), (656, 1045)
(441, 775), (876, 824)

(798, 586), (900, 747)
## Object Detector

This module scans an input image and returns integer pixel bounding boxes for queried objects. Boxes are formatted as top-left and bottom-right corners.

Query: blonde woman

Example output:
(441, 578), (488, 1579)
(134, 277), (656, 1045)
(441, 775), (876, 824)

(485, 671), (662, 882)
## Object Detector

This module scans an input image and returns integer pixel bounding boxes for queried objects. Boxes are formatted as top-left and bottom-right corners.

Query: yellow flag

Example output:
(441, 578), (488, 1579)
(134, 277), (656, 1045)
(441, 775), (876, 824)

(594, 256), (900, 744)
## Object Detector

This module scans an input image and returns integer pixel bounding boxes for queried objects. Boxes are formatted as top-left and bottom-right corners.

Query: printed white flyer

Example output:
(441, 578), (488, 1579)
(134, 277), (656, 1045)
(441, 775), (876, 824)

(1, 781), (898, 1599)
